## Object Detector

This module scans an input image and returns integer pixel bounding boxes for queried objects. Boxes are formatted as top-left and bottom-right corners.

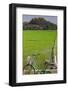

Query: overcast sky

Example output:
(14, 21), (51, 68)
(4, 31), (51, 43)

(23, 15), (57, 25)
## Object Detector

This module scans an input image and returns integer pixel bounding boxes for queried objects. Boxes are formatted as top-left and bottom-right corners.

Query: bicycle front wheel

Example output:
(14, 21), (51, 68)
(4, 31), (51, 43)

(23, 64), (35, 74)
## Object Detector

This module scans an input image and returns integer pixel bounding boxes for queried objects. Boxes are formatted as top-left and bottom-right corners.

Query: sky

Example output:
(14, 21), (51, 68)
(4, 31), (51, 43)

(23, 15), (57, 25)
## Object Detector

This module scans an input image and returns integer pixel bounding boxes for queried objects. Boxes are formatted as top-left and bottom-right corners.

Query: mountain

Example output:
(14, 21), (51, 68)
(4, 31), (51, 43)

(23, 17), (57, 30)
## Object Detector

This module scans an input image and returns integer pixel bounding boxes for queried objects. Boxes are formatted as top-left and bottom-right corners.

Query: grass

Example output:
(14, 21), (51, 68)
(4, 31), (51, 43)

(23, 30), (57, 72)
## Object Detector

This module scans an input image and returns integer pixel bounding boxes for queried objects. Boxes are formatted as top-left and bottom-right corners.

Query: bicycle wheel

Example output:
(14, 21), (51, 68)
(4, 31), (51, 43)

(23, 64), (35, 74)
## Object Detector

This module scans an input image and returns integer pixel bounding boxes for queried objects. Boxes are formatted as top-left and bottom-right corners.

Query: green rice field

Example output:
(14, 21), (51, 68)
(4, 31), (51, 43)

(23, 30), (57, 73)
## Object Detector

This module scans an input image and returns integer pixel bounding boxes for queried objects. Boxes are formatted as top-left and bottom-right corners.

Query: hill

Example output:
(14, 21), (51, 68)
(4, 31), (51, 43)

(23, 17), (57, 30)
